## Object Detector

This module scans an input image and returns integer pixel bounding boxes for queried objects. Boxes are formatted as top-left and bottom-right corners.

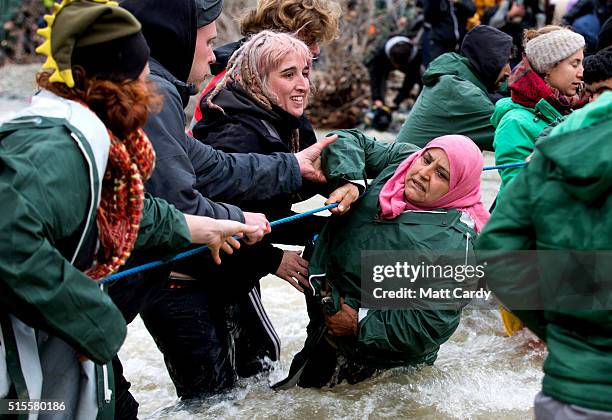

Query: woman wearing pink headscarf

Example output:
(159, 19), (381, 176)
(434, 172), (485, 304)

(276, 130), (490, 389)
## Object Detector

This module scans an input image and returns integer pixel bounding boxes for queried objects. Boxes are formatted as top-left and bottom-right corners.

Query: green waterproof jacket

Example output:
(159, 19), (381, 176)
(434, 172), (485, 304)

(491, 97), (564, 197)
(477, 92), (612, 412)
(309, 129), (478, 368)
(0, 104), (191, 419)
(396, 53), (496, 151)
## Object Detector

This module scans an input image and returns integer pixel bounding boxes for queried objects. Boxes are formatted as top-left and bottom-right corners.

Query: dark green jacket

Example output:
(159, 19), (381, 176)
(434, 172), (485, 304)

(477, 92), (612, 412)
(309, 129), (478, 368)
(396, 53), (496, 151)
(0, 100), (191, 419)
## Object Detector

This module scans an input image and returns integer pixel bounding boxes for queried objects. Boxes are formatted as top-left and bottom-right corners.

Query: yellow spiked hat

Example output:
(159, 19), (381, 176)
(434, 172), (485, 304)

(36, 0), (145, 87)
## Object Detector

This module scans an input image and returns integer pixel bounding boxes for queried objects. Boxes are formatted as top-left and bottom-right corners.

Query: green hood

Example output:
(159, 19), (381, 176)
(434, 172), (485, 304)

(422, 53), (487, 92)
(537, 92), (612, 203)
(490, 97), (523, 128)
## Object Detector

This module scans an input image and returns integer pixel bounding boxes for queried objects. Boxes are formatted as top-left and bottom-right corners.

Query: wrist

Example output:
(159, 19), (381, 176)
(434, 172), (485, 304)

(270, 246), (285, 274)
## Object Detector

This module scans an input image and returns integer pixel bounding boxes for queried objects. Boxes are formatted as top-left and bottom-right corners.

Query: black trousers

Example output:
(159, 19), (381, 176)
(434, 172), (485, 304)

(282, 295), (378, 389)
(140, 279), (279, 399)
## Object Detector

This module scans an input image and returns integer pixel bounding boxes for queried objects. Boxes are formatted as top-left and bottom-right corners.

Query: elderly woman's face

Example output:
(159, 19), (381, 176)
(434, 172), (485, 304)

(267, 51), (310, 117)
(404, 148), (450, 205)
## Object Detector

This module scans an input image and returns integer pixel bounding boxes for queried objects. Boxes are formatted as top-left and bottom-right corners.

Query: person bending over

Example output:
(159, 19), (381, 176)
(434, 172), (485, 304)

(277, 132), (490, 388)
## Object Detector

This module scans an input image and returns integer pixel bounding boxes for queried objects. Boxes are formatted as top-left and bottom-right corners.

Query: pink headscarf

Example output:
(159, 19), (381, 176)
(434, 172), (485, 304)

(378, 135), (490, 232)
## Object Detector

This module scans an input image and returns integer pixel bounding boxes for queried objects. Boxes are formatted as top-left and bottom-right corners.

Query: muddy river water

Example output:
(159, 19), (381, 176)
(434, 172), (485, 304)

(118, 156), (546, 419)
(0, 92), (544, 418)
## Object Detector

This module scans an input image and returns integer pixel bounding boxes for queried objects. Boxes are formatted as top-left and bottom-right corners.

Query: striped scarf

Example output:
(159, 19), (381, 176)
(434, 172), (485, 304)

(86, 128), (155, 280)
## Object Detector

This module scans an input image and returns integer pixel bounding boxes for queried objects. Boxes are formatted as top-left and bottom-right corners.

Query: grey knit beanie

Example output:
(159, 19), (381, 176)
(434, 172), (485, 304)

(525, 29), (585, 74)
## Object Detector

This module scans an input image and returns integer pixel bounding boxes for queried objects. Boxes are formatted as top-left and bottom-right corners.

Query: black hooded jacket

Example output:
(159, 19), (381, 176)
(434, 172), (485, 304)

(396, 26), (513, 151)
(122, 0), (198, 105)
(460, 25), (513, 93)
(192, 82), (328, 272)
(119, 0), (302, 221)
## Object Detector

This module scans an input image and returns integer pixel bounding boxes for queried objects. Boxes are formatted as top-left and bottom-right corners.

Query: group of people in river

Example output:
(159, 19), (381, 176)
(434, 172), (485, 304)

(1, 0), (611, 419)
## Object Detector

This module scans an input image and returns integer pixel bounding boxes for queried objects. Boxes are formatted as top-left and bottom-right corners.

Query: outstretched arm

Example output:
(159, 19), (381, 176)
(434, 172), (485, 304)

(322, 129), (420, 184)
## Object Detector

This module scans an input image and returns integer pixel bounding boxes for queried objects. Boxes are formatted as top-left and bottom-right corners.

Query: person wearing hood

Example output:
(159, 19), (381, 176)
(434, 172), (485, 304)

(0, 1), (262, 418)
(112, 0), (348, 411)
(188, 0), (341, 136)
(476, 91), (612, 419)
(119, 0), (334, 223)
(396, 25), (513, 151)
(365, 21), (425, 115)
(491, 26), (586, 198)
(274, 131), (489, 389)
(141, 31), (355, 402)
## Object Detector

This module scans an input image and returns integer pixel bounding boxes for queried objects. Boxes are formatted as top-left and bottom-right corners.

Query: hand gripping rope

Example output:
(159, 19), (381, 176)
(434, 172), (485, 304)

(100, 203), (340, 285)
(100, 162), (528, 285)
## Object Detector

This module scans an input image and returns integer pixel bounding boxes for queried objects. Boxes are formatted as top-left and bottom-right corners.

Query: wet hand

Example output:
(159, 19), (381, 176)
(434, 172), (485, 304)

(294, 134), (338, 183)
(184, 215), (259, 265)
(275, 250), (310, 293)
(325, 298), (358, 336)
(326, 183), (360, 215)
(243, 212), (272, 245)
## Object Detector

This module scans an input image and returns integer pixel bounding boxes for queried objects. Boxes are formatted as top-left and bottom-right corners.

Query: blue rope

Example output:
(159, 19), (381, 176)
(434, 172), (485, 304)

(102, 162), (528, 285)
(483, 162), (528, 171)
(100, 203), (339, 285)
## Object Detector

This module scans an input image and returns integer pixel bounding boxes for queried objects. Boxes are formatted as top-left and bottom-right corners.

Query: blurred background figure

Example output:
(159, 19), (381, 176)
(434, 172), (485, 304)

(364, 15), (427, 131)
(423, 0), (476, 63)
(482, 0), (548, 65)
(561, 0), (612, 52)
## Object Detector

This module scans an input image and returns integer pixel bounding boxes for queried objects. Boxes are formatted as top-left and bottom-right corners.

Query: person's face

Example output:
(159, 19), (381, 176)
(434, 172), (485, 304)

(586, 78), (612, 102)
(494, 63), (511, 89)
(188, 21), (217, 86)
(404, 148), (450, 205)
(266, 51), (310, 117)
(546, 49), (584, 96)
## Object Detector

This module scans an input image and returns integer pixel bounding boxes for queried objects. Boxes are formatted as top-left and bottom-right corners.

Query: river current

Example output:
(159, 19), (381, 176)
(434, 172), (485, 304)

(0, 75), (545, 420)
(119, 154), (546, 419)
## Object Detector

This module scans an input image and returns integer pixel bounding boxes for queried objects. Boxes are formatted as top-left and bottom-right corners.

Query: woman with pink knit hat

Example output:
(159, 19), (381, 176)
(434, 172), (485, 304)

(274, 131), (490, 389)
(492, 26), (587, 199)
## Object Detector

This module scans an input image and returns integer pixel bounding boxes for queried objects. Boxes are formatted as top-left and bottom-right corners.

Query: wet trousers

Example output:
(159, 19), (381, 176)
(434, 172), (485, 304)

(534, 392), (612, 420)
(140, 279), (279, 399)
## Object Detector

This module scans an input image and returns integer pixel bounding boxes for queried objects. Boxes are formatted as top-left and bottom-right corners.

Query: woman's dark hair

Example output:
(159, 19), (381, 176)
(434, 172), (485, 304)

(583, 49), (612, 85)
(388, 41), (416, 70)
